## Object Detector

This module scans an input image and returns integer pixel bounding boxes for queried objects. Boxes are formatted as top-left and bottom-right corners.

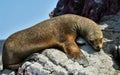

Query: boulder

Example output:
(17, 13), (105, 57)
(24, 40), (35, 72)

(17, 46), (119, 75)
(50, 0), (120, 22)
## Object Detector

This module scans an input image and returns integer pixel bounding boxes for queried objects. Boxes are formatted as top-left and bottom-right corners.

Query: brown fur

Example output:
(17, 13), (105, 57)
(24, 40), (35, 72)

(2, 14), (103, 69)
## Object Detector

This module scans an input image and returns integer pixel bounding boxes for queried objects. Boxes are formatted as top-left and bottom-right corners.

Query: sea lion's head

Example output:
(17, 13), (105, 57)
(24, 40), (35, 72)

(86, 30), (103, 51)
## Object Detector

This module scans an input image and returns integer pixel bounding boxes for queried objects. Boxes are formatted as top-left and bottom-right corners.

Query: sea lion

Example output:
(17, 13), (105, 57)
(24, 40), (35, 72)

(2, 14), (103, 70)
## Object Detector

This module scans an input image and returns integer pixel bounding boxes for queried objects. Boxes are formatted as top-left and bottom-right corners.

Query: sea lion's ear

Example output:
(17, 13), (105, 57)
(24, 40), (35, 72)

(100, 38), (104, 42)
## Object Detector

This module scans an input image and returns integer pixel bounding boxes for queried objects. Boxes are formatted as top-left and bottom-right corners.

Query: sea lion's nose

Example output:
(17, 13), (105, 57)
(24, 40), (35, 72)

(97, 46), (100, 49)
(96, 46), (102, 51)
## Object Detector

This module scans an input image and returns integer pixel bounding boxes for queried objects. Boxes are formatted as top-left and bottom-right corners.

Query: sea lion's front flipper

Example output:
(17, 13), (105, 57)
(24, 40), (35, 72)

(62, 41), (81, 58)
(61, 40), (89, 67)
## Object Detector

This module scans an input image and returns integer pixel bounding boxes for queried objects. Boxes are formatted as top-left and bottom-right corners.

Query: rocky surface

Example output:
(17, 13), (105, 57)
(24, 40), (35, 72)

(50, 0), (120, 22)
(1, 39), (120, 75)
(1, 11), (120, 75)
(0, 40), (4, 70)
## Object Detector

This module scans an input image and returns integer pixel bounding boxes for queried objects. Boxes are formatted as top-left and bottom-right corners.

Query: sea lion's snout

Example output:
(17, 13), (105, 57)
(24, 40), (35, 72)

(88, 39), (103, 51)
(94, 45), (102, 51)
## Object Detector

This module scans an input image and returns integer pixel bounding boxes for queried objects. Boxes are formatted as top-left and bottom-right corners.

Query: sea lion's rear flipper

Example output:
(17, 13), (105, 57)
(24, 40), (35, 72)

(4, 64), (21, 70)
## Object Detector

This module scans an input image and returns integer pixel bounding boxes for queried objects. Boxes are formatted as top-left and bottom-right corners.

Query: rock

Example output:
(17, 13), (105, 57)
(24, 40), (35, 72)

(16, 44), (119, 75)
(50, 0), (120, 22)
(1, 36), (119, 75)
(0, 69), (15, 75)
(99, 11), (120, 68)
(0, 40), (5, 70)
(82, 0), (105, 22)
(50, 0), (85, 16)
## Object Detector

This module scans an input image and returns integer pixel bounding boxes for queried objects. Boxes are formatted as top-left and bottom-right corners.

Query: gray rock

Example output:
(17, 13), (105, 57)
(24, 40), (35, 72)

(99, 11), (120, 68)
(16, 41), (119, 75)
(0, 69), (15, 75)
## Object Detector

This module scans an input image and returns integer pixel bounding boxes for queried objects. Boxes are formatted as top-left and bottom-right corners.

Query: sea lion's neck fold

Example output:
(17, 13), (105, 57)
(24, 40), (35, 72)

(74, 22), (88, 38)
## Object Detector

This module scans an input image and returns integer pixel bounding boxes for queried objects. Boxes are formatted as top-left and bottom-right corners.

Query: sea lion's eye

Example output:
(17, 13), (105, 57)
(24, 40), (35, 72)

(89, 40), (93, 44)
